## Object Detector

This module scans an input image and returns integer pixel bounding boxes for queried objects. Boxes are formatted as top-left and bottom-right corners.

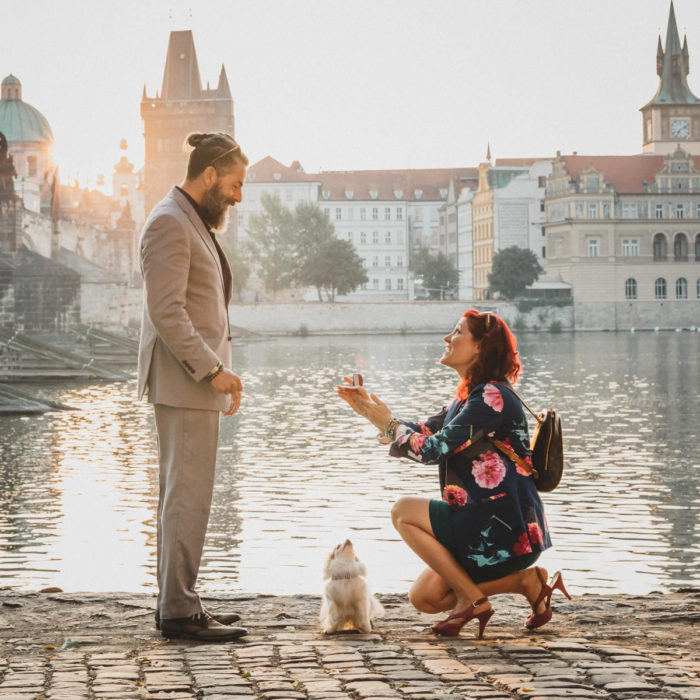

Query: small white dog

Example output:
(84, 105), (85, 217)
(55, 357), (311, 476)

(320, 539), (384, 634)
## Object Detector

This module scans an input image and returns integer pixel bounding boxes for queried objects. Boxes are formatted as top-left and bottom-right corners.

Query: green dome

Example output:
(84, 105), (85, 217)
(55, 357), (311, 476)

(0, 97), (53, 145)
(2, 74), (21, 85)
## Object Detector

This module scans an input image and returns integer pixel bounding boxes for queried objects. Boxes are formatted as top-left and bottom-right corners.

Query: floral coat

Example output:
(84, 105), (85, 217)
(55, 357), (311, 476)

(389, 381), (552, 570)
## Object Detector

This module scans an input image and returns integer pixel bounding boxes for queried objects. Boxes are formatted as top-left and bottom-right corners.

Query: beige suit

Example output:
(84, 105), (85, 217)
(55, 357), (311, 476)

(138, 186), (233, 620)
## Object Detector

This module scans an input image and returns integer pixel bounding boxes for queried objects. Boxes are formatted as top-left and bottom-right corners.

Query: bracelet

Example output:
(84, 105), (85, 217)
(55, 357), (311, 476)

(204, 362), (224, 382)
(377, 417), (402, 445)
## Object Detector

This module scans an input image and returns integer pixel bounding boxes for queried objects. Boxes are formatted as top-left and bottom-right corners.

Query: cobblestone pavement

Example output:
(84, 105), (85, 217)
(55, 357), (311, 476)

(0, 588), (698, 699)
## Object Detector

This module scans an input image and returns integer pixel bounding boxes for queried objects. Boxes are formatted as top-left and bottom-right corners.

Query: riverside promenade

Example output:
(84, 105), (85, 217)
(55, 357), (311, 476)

(0, 588), (698, 700)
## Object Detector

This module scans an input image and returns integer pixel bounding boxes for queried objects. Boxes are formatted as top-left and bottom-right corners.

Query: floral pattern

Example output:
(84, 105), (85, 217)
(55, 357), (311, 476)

(443, 484), (467, 507)
(389, 381), (552, 571)
(472, 451), (506, 489)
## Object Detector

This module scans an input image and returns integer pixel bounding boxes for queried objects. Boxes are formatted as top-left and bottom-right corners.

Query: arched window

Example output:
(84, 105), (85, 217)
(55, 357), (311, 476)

(676, 277), (688, 299)
(654, 278), (667, 299)
(624, 278), (637, 300)
(695, 234), (700, 261)
(120, 184), (128, 197)
(653, 233), (667, 260)
(674, 233), (689, 261)
(26, 156), (37, 178)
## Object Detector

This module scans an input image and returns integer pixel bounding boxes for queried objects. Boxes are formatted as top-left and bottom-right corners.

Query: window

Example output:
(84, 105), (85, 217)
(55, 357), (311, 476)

(654, 278), (667, 299)
(372, 208), (378, 220)
(622, 239), (639, 256)
(625, 278), (637, 300)
(696, 203), (700, 219)
(542, 246), (546, 258)
(385, 232), (391, 244)
(588, 239), (599, 257)
(676, 277), (688, 299)
(674, 233), (689, 260)
(697, 278), (700, 299)
(538, 175), (546, 188)
(396, 208), (403, 220)
(397, 278), (404, 290)
(385, 207), (391, 220)
(541, 226), (545, 236)
(335, 208), (342, 220)
(603, 202), (610, 218)
(323, 207), (330, 218)
(347, 232), (353, 243)
(653, 233), (667, 260)
(26, 156), (37, 178)
(695, 234), (700, 261)
(622, 203), (636, 219)
(120, 184), (129, 197)
(372, 278), (379, 289)
(372, 231), (379, 245)
(655, 204), (664, 219)
(585, 176), (599, 191)
(360, 231), (367, 244)
(676, 203), (685, 219)
(385, 255), (391, 267)
(360, 208), (366, 220)
(397, 255), (403, 268)
(372, 256), (379, 267)
(540, 200), (545, 212)
(588, 203), (598, 219)
(576, 203), (583, 218)
(385, 278), (392, 290)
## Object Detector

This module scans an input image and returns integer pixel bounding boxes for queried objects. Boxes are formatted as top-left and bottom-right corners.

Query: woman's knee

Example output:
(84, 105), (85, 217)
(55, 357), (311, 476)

(391, 496), (425, 530)
(408, 581), (441, 614)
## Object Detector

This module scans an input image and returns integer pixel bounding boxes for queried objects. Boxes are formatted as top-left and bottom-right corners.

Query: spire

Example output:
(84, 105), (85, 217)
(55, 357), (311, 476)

(644, 1), (700, 106)
(486, 143), (492, 162)
(160, 30), (203, 100)
(142, 83), (147, 100)
(217, 64), (232, 98)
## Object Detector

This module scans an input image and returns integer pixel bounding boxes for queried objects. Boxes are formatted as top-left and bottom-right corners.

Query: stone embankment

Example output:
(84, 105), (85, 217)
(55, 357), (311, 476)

(0, 588), (698, 699)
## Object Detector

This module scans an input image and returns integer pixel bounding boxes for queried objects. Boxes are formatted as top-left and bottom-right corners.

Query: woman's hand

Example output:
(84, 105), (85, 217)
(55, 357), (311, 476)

(336, 376), (392, 432)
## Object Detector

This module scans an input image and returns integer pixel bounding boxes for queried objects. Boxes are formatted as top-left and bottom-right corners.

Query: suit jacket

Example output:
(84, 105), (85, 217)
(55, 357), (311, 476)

(137, 187), (233, 411)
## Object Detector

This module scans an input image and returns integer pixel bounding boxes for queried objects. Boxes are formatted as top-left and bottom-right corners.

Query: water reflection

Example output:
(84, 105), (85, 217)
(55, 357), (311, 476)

(0, 331), (697, 594)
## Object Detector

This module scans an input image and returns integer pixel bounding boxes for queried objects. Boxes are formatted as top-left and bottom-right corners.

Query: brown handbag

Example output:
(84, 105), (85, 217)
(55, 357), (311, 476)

(489, 386), (564, 492)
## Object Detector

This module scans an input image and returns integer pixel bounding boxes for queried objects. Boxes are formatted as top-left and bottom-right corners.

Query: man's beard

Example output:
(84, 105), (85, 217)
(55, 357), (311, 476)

(200, 182), (232, 231)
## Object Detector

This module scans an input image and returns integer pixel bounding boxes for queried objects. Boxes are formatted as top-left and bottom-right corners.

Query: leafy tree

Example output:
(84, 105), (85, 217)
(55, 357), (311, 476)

(411, 248), (459, 299)
(294, 202), (367, 301)
(244, 193), (297, 293)
(219, 240), (251, 302)
(488, 246), (543, 299)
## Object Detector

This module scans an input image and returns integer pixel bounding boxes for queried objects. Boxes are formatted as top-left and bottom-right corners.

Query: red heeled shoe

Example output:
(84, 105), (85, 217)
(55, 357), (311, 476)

(525, 569), (571, 630)
(431, 597), (494, 639)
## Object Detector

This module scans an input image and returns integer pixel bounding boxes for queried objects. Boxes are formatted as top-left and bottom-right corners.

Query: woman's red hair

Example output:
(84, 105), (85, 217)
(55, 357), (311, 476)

(456, 309), (521, 399)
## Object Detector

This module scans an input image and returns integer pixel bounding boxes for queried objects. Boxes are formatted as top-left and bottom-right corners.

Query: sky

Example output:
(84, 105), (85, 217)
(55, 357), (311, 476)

(4, 0), (700, 192)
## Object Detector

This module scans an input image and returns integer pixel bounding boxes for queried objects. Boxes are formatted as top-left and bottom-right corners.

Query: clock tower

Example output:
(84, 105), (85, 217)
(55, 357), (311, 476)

(641, 1), (700, 155)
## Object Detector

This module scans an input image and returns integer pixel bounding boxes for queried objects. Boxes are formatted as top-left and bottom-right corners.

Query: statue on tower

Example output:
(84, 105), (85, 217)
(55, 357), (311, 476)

(0, 131), (18, 199)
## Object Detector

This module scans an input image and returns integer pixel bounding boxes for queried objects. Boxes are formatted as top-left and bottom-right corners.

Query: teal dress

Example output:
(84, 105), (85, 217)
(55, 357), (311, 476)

(389, 381), (552, 583)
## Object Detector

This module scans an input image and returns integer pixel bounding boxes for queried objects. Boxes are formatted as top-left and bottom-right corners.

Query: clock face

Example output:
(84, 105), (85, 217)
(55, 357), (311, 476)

(671, 118), (690, 139)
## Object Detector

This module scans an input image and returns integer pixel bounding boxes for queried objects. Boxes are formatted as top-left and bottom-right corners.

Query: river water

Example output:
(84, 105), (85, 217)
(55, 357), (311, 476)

(0, 331), (698, 596)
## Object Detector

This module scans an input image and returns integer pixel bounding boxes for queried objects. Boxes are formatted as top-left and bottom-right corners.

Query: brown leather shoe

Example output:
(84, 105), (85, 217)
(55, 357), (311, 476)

(155, 607), (241, 630)
(160, 611), (247, 641)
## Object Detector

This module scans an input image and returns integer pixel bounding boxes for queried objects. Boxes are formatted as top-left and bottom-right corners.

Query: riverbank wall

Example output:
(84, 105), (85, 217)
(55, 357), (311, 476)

(228, 301), (573, 336)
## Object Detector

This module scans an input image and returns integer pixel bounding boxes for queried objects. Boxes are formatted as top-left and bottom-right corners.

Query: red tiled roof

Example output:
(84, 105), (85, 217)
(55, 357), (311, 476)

(495, 157), (552, 167)
(317, 167), (477, 202)
(247, 157), (478, 201)
(557, 154), (671, 193)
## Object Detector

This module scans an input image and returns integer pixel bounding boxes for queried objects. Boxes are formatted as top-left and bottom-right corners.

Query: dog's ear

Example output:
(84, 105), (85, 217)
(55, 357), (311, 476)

(322, 547), (337, 579)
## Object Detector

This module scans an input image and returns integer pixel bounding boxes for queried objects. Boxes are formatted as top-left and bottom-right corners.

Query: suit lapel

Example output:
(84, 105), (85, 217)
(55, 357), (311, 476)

(170, 188), (229, 300)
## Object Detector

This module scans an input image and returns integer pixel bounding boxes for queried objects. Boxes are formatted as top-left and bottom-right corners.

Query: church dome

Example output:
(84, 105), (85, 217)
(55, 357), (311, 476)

(0, 75), (54, 145)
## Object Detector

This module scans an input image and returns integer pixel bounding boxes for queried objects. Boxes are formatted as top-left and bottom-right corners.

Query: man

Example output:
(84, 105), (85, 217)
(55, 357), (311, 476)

(137, 132), (248, 641)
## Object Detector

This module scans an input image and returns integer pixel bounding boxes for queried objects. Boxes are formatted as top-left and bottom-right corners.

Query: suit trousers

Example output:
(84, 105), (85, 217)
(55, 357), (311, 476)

(153, 403), (220, 620)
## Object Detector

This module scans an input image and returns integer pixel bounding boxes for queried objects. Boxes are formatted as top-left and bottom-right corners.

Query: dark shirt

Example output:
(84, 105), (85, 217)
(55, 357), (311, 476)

(176, 186), (232, 301)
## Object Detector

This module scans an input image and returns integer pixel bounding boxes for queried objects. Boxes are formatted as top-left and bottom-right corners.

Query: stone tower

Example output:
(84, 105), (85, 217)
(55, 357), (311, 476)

(141, 31), (235, 214)
(641, 1), (700, 155)
(0, 131), (20, 255)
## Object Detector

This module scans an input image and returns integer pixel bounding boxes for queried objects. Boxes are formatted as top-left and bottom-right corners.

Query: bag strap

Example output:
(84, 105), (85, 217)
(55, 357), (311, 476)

(488, 435), (538, 479)
(494, 382), (541, 424)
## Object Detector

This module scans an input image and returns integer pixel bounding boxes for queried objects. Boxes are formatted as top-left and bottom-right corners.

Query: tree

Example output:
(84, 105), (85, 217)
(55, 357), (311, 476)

(244, 193), (297, 293)
(488, 246), (543, 299)
(411, 248), (459, 299)
(294, 202), (367, 301)
(219, 240), (251, 302)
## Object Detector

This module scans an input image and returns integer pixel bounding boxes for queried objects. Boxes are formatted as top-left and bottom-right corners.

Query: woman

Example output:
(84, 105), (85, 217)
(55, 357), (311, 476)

(337, 309), (569, 638)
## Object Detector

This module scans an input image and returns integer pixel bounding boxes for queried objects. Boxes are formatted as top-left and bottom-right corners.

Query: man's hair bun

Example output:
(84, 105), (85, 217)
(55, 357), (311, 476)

(186, 133), (209, 148)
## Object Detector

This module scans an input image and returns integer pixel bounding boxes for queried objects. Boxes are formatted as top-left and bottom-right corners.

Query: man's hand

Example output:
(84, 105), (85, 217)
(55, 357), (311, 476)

(210, 369), (243, 416)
